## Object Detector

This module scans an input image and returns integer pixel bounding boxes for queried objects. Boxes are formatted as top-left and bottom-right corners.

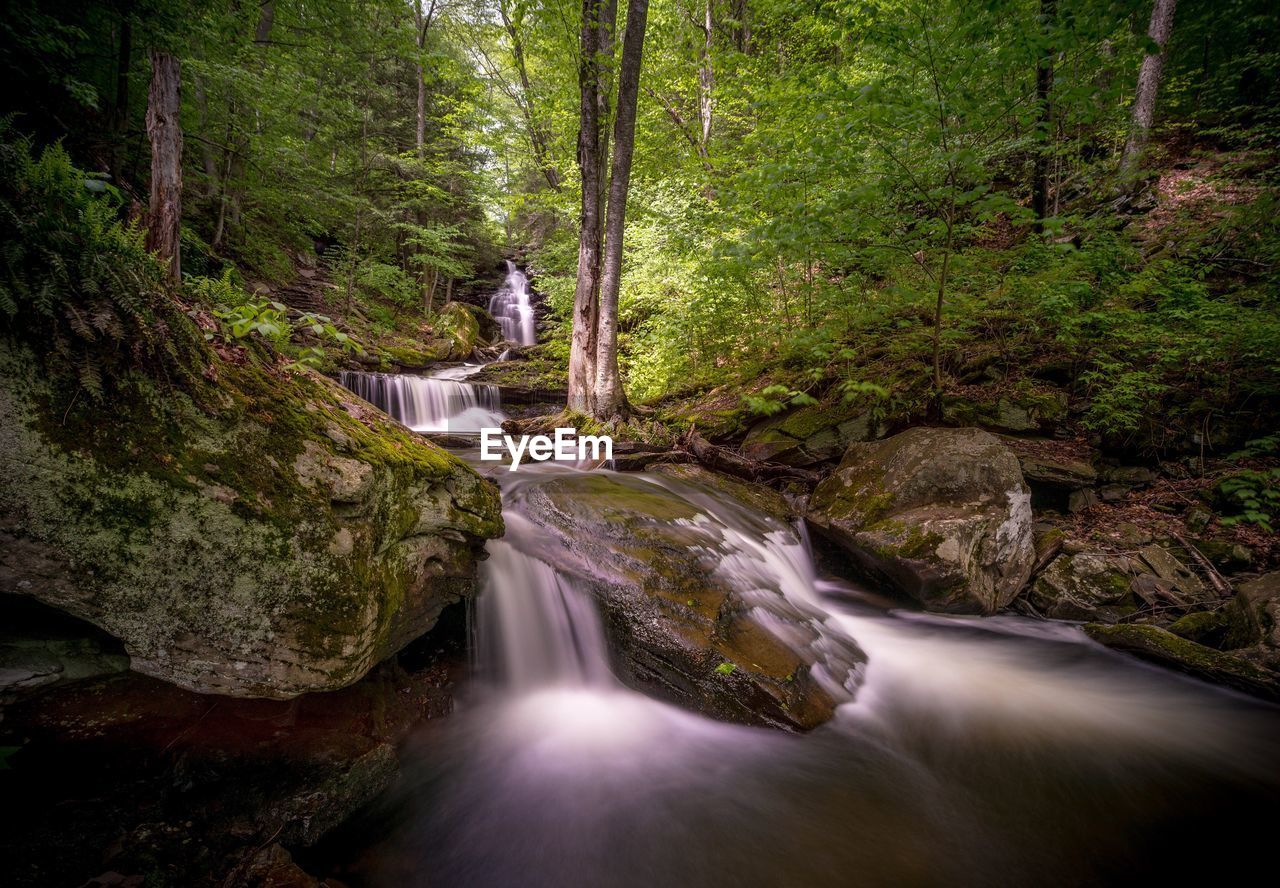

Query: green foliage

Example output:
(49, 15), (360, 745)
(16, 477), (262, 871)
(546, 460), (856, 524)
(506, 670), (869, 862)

(1216, 469), (1280, 531)
(0, 129), (197, 397)
(742, 384), (817, 417)
(211, 300), (292, 345)
(714, 662), (737, 676)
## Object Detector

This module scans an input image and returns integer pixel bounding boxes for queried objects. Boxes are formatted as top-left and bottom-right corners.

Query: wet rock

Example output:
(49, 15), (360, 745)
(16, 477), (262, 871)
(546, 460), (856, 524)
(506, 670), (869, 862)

(0, 341), (502, 699)
(516, 466), (862, 731)
(807, 427), (1035, 613)
(741, 402), (885, 467)
(1084, 623), (1280, 703)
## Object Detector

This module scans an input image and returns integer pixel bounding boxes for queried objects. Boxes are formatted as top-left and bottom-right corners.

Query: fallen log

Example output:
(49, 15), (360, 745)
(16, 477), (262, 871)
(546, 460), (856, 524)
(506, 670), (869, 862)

(1170, 531), (1234, 599)
(678, 430), (822, 487)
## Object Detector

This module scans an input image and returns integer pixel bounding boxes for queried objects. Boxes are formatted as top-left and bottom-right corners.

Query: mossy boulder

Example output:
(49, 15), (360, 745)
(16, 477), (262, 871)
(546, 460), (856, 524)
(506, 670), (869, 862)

(509, 466), (865, 731)
(1029, 546), (1211, 623)
(1030, 553), (1141, 622)
(741, 401), (885, 466)
(807, 427), (1035, 613)
(447, 301), (503, 345)
(0, 340), (502, 698)
(436, 301), (481, 357)
(941, 387), (1068, 435)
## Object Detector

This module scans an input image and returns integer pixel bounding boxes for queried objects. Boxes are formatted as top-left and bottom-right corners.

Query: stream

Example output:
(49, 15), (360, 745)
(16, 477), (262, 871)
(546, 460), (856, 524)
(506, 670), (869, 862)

(330, 338), (1280, 887)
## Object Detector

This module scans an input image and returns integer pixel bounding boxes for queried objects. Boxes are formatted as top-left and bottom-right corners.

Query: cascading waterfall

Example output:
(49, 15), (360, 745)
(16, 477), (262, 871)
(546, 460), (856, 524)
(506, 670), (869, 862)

(337, 367), (503, 433)
(335, 462), (1280, 888)
(489, 260), (536, 347)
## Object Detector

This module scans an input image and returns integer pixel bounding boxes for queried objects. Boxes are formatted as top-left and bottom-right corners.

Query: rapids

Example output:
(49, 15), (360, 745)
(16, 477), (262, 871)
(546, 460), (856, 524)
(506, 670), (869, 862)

(318, 461), (1280, 888)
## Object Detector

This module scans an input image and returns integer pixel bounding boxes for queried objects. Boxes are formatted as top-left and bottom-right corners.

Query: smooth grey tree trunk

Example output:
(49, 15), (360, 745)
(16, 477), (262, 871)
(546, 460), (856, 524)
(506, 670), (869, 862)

(1121, 0), (1177, 176)
(146, 49), (182, 284)
(593, 0), (650, 419)
(698, 0), (713, 153)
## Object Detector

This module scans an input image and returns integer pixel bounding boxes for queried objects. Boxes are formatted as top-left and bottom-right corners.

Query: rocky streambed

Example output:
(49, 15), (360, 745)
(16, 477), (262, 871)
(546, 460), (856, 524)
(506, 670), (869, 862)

(4, 335), (1280, 885)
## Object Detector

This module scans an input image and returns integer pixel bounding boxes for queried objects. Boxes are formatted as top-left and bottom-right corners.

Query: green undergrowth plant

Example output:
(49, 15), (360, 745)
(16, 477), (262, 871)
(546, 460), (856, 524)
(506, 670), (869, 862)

(0, 127), (201, 398)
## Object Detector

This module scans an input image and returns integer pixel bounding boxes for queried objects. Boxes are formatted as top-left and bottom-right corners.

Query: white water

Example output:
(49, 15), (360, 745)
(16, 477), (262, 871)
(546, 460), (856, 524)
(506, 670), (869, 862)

(339, 463), (1280, 888)
(489, 260), (536, 347)
(337, 366), (504, 433)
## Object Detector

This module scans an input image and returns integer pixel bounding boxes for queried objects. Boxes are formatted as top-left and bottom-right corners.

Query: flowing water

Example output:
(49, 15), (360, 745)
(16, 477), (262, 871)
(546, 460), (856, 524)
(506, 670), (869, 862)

(337, 365), (504, 433)
(324, 297), (1280, 887)
(489, 260), (536, 347)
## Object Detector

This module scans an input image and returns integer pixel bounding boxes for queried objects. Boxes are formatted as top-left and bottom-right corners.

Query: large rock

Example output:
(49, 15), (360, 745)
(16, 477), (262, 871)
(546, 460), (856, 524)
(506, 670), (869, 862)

(509, 465), (865, 731)
(1029, 546), (1212, 622)
(741, 401), (885, 466)
(0, 341), (502, 698)
(436, 301), (481, 357)
(807, 427), (1035, 613)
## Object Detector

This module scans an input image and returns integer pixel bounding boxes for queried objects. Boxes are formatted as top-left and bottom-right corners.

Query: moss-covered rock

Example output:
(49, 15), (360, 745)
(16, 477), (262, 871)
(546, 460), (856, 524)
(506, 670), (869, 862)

(1031, 553), (1141, 622)
(509, 466), (864, 731)
(1083, 623), (1280, 703)
(436, 301), (481, 357)
(447, 301), (502, 345)
(807, 427), (1035, 613)
(741, 401), (885, 466)
(1030, 545), (1212, 623)
(0, 339), (502, 698)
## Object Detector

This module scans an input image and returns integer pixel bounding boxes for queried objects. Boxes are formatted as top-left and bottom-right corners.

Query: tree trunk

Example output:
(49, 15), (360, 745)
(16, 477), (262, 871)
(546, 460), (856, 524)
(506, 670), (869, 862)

(500, 0), (561, 190)
(1120, 0), (1177, 176)
(593, 0), (650, 419)
(1032, 0), (1055, 230)
(414, 0), (433, 159)
(697, 0), (713, 153)
(567, 0), (610, 413)
(145, 49), (182, 284)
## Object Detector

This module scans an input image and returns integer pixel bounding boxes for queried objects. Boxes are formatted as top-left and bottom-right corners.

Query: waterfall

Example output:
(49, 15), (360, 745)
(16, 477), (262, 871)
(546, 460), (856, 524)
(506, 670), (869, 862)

(489, 260), (536, 347)
(478, 512), (614, 690)
(338, 367), (504, 433)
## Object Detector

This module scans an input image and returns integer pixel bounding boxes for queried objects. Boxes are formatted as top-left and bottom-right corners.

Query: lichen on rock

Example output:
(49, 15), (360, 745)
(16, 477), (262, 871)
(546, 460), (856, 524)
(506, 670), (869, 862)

(0, 340), (502, 698)
(806, 427), (1036, 613)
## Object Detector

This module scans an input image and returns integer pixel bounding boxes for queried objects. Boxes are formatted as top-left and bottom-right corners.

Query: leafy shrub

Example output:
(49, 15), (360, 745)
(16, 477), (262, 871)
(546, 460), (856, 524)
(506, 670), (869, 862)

(0, 126), (198, 397)
(1216, 468), (1280, 531)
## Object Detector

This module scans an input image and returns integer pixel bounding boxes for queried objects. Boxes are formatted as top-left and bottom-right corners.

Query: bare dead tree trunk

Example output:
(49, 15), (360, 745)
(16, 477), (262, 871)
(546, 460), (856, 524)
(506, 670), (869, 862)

(593, 0), (650, 420)
(567, 0), (612, 413)
(1032, 0), (1055, 230)
(146, 49), (182, 284)
(1120, 0), (1177, 176)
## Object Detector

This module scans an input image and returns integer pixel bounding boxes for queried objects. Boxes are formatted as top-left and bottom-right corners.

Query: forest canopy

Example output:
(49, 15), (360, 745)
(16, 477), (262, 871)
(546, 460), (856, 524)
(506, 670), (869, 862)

(2, 0), (1279, 448)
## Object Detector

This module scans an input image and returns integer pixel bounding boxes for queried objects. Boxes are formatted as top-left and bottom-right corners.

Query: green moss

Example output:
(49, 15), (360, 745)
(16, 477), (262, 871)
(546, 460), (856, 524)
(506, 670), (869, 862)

(1, 336), (502, 697)
(863, 518), (944, 560)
